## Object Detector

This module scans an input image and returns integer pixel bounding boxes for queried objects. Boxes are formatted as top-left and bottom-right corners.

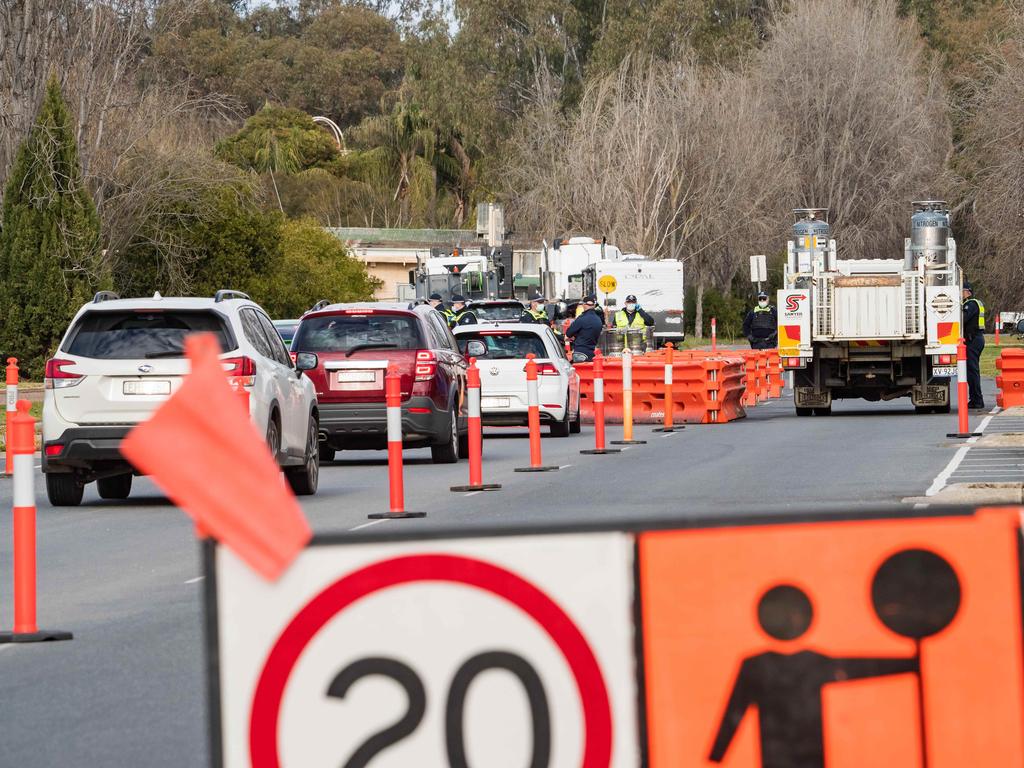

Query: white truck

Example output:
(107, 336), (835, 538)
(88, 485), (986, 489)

(581, 257), (685, 345)
(541, 236), (624, 304)
(778, 204), (962, 416)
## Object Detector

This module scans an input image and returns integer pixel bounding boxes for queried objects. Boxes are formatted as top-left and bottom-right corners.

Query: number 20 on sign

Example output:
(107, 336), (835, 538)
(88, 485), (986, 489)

(209, 533), (640, 767)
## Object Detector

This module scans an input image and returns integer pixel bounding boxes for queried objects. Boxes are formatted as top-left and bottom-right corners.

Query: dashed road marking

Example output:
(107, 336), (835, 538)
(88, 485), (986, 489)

(184, 576), (204, 584)
(927, 411), (999, 496)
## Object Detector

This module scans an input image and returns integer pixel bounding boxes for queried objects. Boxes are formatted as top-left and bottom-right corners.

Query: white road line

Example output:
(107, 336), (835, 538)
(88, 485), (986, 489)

(464, 491), (482, 498)
(184, 576), (204, 584)
(927, 411), (999, 496)
(913, 502), (930, 510)
(349, 519), (388, 532)
(559, 464), (573, 469)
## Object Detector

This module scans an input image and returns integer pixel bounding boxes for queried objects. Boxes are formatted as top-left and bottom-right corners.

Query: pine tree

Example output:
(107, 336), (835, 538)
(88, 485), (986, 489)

(0, 74), (106, 377)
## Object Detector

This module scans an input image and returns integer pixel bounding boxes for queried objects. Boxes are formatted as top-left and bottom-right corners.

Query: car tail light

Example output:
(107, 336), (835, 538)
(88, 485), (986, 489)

(44, 444), (63, 457)
(536, 362), (560, 375)
(415, 350), (437, 381)
(44, 358), (83, 389)
(222, 356), (257, 386)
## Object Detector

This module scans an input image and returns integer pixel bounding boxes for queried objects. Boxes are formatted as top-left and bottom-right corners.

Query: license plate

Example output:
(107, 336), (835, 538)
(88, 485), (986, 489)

(482, 397), (511, 409)
(337, 371), (376, 383)
(123, 380), (170, 395)
(932, 366), (956, 378)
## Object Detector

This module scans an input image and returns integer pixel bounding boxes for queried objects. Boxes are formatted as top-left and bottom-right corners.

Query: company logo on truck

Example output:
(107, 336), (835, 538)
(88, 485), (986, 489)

(785, 294), (807, 313)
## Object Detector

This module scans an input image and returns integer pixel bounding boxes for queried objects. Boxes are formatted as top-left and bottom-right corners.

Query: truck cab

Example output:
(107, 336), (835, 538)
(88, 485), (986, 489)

(778, 204), (962, 415)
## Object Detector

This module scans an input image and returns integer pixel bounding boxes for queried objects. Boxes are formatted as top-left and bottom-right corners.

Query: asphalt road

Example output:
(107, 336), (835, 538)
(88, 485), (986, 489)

(0, 380), (997, 765)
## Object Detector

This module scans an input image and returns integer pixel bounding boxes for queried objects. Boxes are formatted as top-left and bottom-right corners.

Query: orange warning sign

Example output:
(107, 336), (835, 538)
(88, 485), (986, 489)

(640, 509), (1024, 768)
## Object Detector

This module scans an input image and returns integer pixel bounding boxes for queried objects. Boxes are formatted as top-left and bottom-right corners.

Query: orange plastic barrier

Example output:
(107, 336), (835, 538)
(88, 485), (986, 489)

(766, 350), (783, 398)
(576, 355), (747, 424)
(996, 349), (1024, 408)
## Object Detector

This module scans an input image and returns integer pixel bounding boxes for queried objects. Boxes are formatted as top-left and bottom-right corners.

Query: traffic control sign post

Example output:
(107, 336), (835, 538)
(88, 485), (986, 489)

(206, 531), (640, 767)
(451, 358), (501, 492)
(581, 350), (621, 455)
(515, 353), (559, 472)
(947, 338), (982, 439)
(611, 348), (646, 445)
(369, 365), (425, 518)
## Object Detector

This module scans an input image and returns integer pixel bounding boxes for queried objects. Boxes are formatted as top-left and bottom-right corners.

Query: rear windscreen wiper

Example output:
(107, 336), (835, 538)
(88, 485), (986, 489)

(345, 343), (398, 357)
(144, 350), (185, 358)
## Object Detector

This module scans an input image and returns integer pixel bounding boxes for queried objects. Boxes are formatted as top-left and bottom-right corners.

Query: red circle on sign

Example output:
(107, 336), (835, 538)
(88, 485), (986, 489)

(249, 553), (614, 767)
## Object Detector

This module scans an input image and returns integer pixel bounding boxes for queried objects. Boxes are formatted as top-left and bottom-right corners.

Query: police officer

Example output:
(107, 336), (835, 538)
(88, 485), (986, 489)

(447, 294), (477, 328)
(743, 291), (778, 350)
(566, 295), (604, 362)
(614, 294), (655, 329)
(520, 294), (550, 325)
(427, 292), (445, 312)
(963, 280), (986, 410)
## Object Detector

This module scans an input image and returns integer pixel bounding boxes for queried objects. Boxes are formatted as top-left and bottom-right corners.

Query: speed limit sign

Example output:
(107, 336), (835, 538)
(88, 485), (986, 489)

(208, 532), (639, 767)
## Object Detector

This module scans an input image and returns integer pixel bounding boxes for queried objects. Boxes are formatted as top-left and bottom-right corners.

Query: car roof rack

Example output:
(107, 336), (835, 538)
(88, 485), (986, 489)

(93, 291), (120, 303)
(214, 290), (251, 303)
(308, 299), (331, 313)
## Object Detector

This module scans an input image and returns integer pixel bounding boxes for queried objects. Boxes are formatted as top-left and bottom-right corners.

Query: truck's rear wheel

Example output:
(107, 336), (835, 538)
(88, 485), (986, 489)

(796, 407), (813, 417)
(813, 406), (831, 416)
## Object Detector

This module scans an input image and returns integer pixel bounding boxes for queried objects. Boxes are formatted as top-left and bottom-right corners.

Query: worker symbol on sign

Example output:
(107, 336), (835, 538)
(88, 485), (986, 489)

(709, 548), (961, 768)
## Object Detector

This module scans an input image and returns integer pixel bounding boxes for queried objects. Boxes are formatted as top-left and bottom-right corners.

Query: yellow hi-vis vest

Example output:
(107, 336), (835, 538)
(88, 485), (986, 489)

(527, 308), (548, 321)
(964, 298), (985, 333)
(615, 309), (646, 329)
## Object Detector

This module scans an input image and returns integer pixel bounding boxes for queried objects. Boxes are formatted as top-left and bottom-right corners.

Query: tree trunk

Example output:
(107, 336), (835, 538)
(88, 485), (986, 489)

(695, 280), (704, 340)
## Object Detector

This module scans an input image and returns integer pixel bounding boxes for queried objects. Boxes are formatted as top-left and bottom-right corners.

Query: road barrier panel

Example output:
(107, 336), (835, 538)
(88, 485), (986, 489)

(996, 348), (1024, 409)
(581, 350), (621, 455)
(948, 338), (982, 439)
(369, 365), (426, 517)
(611, 348), (647, 445)
(0, 400), (72, 645)
(204, 506), (1024, 767)
(652, 343), (683, 433)
(4, 356), (17, 476)
(515, 354), (559, 472)
(451, 358), (501, 492)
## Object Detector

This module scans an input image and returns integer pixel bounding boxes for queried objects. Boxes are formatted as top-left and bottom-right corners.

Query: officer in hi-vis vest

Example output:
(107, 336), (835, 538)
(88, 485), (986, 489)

(614, 295), (654, 329)
(520, 294), (550, 325)
(743, 291), (778, 350)
(962, 280), (986, 410)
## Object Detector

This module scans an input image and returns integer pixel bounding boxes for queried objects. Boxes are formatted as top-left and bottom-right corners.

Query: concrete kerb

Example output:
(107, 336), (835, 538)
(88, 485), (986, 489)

(905, 482), (1024, 506)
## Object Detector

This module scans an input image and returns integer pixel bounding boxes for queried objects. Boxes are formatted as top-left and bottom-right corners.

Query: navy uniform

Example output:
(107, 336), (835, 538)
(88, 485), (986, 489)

(962, 281), (986, 409)
(566, 295), (604, 362)
(447, 294), (477, 329)
(520, 294), (550, 325)
(743, 292), (778, 350)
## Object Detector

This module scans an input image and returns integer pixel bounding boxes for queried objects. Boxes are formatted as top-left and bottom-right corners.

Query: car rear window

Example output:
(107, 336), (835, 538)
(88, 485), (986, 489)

(63, 310), (234, 359)
(472, 304), (525, 321)
(293, 312), (423, 353)
(456, 331), (548, 359)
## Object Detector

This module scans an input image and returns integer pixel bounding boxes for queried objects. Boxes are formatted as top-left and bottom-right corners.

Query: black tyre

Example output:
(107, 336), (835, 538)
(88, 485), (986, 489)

(457, 417), (470, 460)
(569, 400), (582, 434)
(813, 406), (832, 416)
(937, 402), (952, 414)
(46, 473), (84, 507)
(266, 412), (281, 461)
(286, 417), (320, 496)
(318, 444), (336, 463)
(915, 405), (933, 415)
(431, 406), (459, 464)
(97, 473), (132, 500)
(796, 407), (813, 417)
(550, 411), (571, 437)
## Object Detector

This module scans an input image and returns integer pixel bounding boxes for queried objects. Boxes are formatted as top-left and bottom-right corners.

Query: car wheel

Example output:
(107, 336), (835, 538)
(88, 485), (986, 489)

(457, 416), (470, 460)
(286, 417), (319, 496)
(318, 444), (336, 463)
(97, 473), (132, 500)
(569, 399), (582, 434)
(550, 400), (571, 437)
(431, 406), (459, 464)
(46, 473), (84, 507)
(266, 412), (281, 463)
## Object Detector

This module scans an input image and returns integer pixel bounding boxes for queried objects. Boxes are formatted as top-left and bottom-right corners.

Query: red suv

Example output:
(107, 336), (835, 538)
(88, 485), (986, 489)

(292, 302), (469, 463)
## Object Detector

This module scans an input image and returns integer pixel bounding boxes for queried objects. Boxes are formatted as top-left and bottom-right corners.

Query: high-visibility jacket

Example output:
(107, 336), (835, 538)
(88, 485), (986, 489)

(964, 298), (986, 338)
(526, 308), (548, 322)
(614, 310), (647, 329)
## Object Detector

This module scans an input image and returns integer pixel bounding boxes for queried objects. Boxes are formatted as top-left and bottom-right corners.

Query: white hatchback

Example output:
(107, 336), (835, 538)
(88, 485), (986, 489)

(41, 290), (321, 506)
(453, 323), (581, 436)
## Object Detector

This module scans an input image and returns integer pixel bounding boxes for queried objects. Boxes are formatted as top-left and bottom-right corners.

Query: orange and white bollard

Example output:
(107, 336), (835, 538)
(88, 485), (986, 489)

(947, 338), (982, 439)
(996, 313), (1001, 347)
(611, 348), (646, 445)
(0, 400), (72, 644)
(581, 350), (620, 455)
(711, 317), (717, 353)
(5, 357), (18, 476)
(653, 342), (683, 433)
(515, 354), (559, 472)
(452, 358), (501, 492)
(368, 366), (425, 518)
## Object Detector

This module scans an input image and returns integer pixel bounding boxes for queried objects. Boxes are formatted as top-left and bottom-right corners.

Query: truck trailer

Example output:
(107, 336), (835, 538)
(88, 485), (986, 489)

(581, 257), (685, 345)
(777, 203), (962, 416)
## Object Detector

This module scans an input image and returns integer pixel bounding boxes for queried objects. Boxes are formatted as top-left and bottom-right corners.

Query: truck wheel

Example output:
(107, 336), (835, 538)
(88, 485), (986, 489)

(914, 405), (933, 415)
(97, 473), (133, 500)
(46, 473), (84, 507)
(936, 402), (951, 414)
(813, 407), (832, 416)
(796, 407), (813, 417)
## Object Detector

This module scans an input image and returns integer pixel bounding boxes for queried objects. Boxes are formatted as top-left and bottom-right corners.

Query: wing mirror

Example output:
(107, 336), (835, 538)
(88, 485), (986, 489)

(465, 340), (487, 358)
(294, 352), (318, 372)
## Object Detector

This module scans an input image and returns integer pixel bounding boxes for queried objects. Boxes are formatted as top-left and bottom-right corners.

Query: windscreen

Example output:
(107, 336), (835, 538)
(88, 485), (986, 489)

(64, 310), (233, 359)
(293, 313), (423, 353)
(273, 322), (299, 347)
(457, 331), (548, 359)
(472, 304), (525, 322)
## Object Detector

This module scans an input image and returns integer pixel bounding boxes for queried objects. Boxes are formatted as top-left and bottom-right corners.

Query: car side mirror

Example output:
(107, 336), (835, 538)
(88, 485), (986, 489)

(294, 352), (318, 372)
(465, 340), (487, 358)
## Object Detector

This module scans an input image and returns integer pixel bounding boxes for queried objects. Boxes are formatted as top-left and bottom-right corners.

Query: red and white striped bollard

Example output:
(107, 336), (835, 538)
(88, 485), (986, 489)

(653, 342), (683, 432)
(515, 354), (559, 472)
(451, 358), (501, 492)
(947, 338), (981, 439)
(5, 357), (17, 476)
(581, 350), (620, 455)
(711, 317), (717, 353)
(368, 366), (425, 518)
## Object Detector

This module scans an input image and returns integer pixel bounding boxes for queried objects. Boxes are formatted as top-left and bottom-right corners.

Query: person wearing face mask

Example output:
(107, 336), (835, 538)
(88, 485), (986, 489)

(447, 294), (478, 329)
(520, 294), (551, 325)
(613, 295), (655, 330)
(743, 291), (778, 350)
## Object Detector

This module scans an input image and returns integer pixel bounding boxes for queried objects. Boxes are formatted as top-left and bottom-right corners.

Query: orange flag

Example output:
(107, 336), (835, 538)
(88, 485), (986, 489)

(121, 333), (311, 580)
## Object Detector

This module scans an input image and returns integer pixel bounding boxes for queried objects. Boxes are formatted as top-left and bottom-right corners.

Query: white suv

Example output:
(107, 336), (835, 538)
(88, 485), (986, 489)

(42, 290), (320, 506)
